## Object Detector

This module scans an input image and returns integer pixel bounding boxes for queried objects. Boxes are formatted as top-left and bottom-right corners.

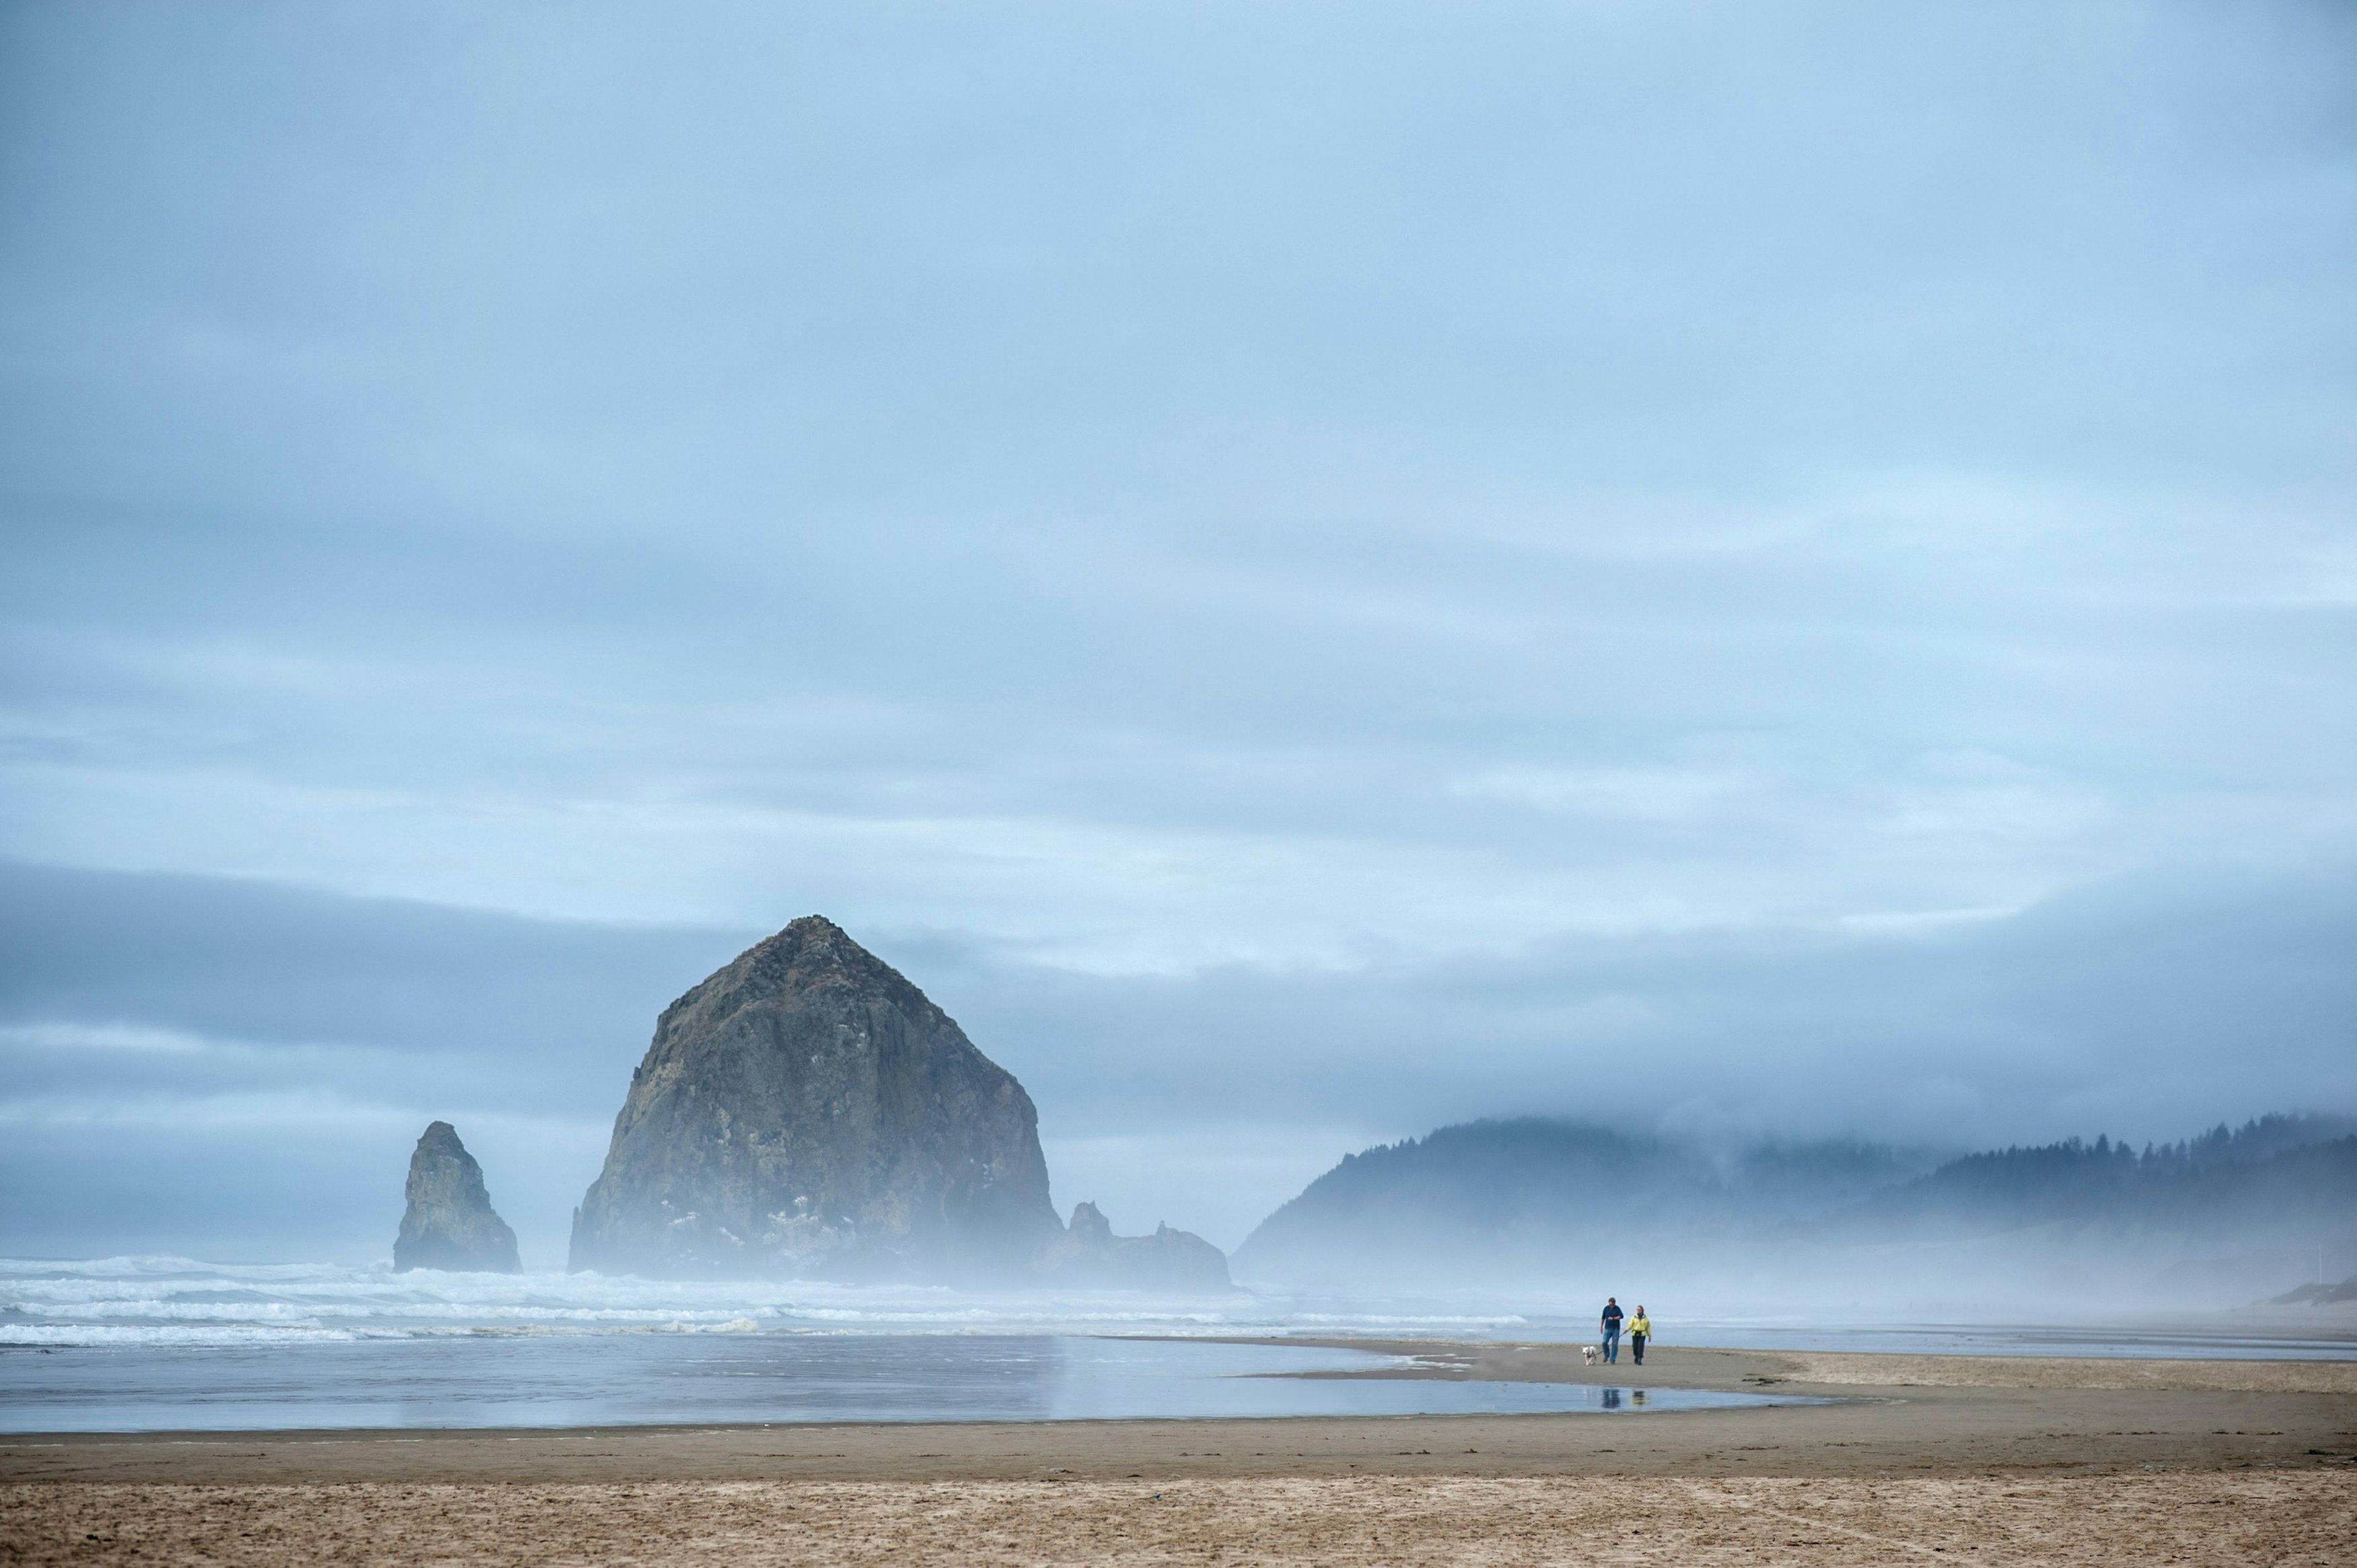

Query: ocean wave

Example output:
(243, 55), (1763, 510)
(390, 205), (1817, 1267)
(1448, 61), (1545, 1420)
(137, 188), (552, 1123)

(1, 1322), (362, 1347)
(0, 1253), (1560, 1342)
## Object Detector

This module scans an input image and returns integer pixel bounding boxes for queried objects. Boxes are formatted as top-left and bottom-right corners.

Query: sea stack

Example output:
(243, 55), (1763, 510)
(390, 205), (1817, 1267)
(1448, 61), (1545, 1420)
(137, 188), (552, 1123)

(1039, 1201), (1232, 1291)
(569, 916), (1064, 1280)
(393, 1121), (522, 1273)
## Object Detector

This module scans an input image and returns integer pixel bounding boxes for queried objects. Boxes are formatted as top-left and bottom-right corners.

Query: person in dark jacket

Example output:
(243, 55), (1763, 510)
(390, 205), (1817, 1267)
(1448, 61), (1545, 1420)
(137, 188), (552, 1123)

(1600, 1297), (1624, 1363)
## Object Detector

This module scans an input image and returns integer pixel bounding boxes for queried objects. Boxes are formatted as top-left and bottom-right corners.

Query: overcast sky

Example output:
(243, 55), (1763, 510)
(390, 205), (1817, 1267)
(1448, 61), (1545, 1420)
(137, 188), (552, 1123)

(3, 1), (2353, 1263)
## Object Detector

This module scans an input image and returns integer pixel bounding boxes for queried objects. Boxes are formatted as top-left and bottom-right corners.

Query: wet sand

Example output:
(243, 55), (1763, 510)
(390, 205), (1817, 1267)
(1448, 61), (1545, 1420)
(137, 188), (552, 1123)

(6, 1342), (2353, 1564)
(1264, 1337), (2357, 1394)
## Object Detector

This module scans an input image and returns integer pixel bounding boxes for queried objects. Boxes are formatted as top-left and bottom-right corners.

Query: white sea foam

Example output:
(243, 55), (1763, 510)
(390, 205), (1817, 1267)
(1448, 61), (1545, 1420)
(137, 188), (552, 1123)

(0, 1255), (1536, 1348)
(1, 1323), (363, 1347)
(3, 1256), (2344, 1361)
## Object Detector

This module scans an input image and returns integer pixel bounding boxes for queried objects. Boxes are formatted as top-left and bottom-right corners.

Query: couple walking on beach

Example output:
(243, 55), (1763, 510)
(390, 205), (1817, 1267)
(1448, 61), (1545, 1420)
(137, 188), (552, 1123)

(1599, 1297), (1652, 1365)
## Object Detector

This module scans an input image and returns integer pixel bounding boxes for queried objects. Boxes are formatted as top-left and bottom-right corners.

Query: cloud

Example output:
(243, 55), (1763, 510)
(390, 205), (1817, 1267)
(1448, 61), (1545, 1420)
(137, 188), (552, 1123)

(1446, 767), (1750, 822)
(0, 3), (2353, 1258)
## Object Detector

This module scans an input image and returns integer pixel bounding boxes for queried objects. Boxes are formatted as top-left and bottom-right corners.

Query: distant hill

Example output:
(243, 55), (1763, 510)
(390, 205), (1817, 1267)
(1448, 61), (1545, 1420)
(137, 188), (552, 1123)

(1234, 1112), (2357, 1309)
(1829, 1114), (2357, 1239)
(1232, 1117), (1934, 1285)
(2272, 1275), (2357, 1307)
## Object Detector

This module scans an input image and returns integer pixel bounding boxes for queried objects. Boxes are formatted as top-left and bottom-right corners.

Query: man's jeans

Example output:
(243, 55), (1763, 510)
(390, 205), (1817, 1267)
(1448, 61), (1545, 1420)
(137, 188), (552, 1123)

(1602, 1326), (1620, 1362)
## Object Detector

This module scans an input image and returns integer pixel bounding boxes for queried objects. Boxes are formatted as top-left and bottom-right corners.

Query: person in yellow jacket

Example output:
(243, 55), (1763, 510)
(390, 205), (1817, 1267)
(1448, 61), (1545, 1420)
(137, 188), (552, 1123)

(1627, 1307), (1652, 1366)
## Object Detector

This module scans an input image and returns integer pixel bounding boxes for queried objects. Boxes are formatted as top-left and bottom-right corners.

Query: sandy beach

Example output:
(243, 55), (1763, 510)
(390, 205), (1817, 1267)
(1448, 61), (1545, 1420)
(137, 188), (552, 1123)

(6, 1342), (2355, 1564)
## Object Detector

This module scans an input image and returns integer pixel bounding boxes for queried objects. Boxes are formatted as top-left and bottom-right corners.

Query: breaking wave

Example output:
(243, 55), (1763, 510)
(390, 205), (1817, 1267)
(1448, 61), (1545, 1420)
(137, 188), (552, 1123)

(0, 1254), (1535, 1348)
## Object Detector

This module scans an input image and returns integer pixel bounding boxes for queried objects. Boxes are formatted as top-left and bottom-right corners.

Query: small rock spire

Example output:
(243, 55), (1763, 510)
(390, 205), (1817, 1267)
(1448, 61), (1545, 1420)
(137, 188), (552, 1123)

(394, 1121), (522, 1273)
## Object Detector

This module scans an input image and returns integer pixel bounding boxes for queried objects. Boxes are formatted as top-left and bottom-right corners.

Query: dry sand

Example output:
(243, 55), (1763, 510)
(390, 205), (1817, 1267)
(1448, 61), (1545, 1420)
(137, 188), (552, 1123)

(9, 1473), (2355, 1566)
(6, 1342), (2354, 1566)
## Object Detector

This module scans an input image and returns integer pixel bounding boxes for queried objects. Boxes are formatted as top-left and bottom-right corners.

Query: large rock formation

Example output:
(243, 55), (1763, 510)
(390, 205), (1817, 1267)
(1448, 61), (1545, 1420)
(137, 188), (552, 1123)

(1039, 1201), (1231, 1291)
(569, 916), (1064, 1280)
(393, 1121), (522, 1273)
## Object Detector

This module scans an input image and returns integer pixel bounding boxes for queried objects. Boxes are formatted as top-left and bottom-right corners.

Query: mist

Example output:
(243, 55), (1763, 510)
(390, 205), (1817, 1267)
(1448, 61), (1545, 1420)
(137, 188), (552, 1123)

(6, 857), (2354, 1283)
(1229, 1114), (2357, 1318)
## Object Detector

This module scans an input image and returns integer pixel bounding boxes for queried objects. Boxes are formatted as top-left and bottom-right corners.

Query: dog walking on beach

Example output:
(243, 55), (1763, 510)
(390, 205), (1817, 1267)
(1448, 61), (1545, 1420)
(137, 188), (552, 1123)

(1600, 1297), (1623, 1363)
(1628, 1306), (1651, 1365)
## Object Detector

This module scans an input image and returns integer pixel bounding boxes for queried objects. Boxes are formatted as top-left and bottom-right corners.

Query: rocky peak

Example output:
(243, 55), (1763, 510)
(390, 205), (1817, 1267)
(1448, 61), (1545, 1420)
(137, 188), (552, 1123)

(682, 916), (940, 1030)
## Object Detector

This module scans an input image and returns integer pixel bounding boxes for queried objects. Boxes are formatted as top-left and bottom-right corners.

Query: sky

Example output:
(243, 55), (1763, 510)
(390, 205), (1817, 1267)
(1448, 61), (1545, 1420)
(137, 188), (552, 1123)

(2, 1), (2353, 1264)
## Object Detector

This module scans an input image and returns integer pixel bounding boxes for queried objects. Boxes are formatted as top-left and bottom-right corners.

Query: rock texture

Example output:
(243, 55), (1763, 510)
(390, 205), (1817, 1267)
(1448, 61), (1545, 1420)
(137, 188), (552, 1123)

(1037, 1201), (1231, 1291)
(569, 916), (1063, 1280)
(393, 1121), (522, 1273)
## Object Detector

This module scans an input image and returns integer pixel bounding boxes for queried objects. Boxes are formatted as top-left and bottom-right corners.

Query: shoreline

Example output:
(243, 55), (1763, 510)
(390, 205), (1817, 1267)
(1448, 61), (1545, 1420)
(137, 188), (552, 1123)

(7, 1340), (2353, 1484)
(1218, 1336), (2357, 1392)
(10, 1342), (2352, 1565)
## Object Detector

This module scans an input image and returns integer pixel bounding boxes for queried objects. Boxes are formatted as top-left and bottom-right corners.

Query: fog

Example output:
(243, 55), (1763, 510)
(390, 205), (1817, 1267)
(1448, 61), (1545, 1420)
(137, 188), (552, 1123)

(1229, 1114), (2357, 1317)
(7, 857), (2353, 1279)
(2, 2), (2355, 1307)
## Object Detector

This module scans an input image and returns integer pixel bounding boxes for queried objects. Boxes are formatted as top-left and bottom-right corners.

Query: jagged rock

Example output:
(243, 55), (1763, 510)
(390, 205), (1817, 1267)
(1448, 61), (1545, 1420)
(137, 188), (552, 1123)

(393, 1121), (521, 1273)
(1038, 1201), (1231, 1291)
(569, 916), (1062, 1280)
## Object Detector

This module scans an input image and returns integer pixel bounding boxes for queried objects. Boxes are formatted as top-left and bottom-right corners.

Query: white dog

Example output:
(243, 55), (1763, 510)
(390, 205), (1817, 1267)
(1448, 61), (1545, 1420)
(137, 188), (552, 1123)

(1581, 1345), (1601, 1365)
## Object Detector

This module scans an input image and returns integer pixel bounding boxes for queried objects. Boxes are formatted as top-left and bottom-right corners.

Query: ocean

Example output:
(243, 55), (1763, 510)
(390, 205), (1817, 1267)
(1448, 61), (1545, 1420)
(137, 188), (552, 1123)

(2, 1256), (2345, 1433)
